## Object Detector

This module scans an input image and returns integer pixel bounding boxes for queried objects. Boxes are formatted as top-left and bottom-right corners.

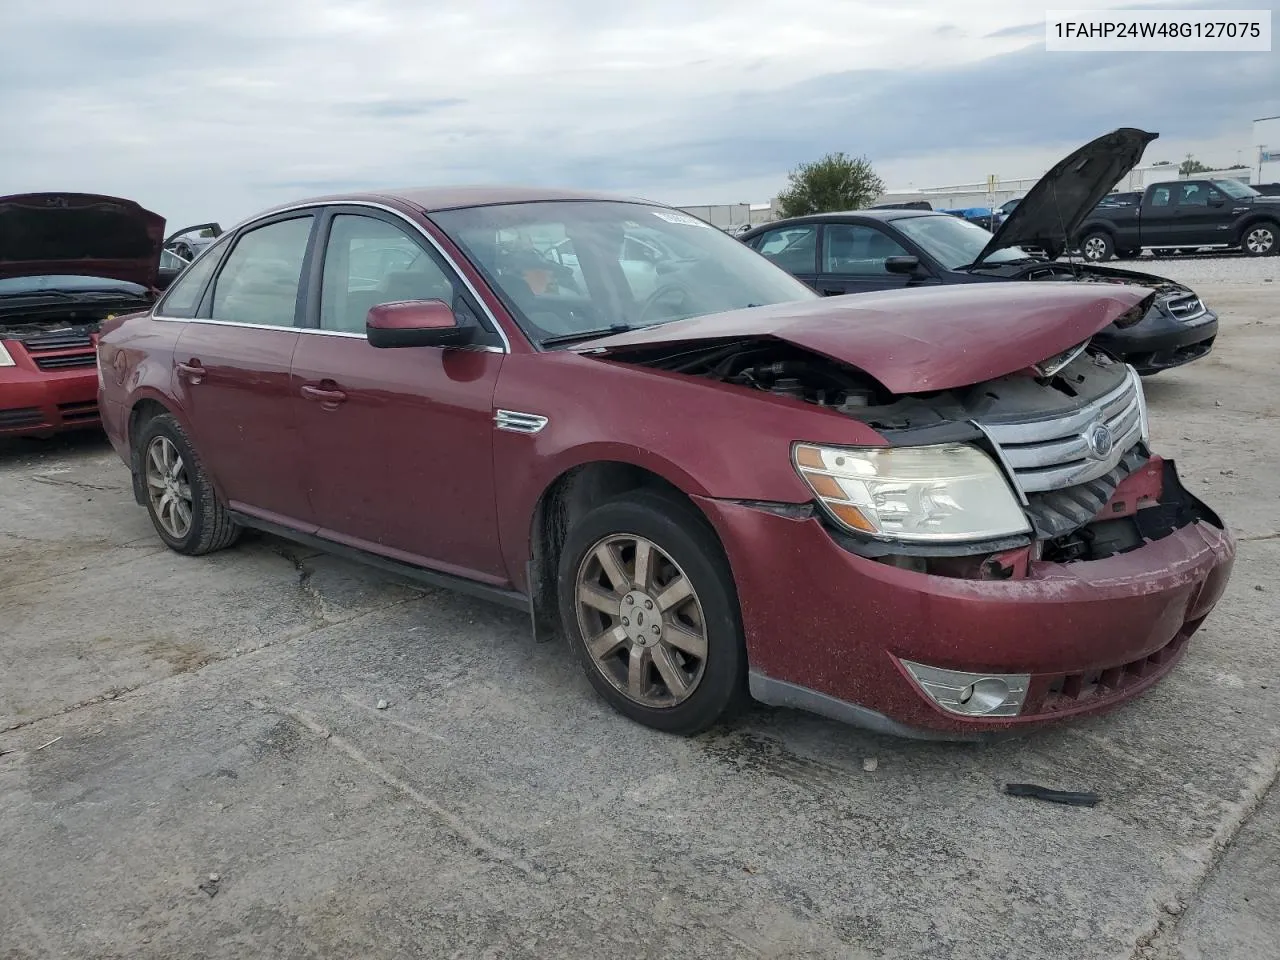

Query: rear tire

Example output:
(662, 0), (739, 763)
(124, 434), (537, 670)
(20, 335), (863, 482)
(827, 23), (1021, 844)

(1243, 222), (1277, 257)
(1080, 232), (1113, 262)
(136, 413), (241, 556)
(557, 490), (746, 735)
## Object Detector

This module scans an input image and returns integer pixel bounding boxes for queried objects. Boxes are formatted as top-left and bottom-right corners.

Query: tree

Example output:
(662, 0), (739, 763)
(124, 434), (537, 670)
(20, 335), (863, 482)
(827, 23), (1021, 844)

(776, 152), (885, 218)
(1179, 154), (1212, 176)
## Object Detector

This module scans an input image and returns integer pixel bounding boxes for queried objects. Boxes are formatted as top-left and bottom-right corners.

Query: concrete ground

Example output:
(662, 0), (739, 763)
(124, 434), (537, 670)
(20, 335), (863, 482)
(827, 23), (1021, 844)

(1, 268), (1277, 959)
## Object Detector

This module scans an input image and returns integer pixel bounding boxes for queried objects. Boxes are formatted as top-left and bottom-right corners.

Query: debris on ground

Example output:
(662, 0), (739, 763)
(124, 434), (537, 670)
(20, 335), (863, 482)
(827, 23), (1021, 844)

(1004, 783), (1100, 807)
(35, 736), (62, 751)
(376, 699), (389, 710)
(198, 876), (220, 898)
(862, 757), (878, 772)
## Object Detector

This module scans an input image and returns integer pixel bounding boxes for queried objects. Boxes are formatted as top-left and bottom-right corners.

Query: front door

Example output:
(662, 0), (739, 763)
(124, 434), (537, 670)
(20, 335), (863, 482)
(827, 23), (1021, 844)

(1138, 184), (1180, 248)
(170, 213), (315, 525)
(290, 209), (509, 583)
(815, 222), (921, 295)
(1167, 181), (1225, 246)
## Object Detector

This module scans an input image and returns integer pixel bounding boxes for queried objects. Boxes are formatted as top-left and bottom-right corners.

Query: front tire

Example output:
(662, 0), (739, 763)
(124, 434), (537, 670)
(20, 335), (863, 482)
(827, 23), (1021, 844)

(1080, 232), (1113, 262)
(136, 413), (241, 555)
(1243, 222), (1277, 257)
(557, 491), (746, 735)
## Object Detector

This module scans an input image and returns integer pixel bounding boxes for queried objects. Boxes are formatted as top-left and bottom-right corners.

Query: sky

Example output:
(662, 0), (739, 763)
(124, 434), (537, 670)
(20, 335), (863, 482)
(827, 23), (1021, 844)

(1, 0), (1276, 227)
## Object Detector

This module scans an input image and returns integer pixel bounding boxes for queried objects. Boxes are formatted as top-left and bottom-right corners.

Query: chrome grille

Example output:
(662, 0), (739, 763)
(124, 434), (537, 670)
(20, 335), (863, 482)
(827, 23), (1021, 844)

(979, 370), (1145, 496)
(1164, 294), (1206, 323)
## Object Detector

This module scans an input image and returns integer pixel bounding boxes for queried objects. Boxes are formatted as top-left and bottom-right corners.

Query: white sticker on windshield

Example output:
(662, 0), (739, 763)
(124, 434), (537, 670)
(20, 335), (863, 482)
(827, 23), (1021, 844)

(651, 210), (712, 228)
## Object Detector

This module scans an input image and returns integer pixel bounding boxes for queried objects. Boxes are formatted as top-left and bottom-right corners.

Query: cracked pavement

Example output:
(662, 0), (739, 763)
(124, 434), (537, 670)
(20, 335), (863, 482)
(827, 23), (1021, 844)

(1, 278), (1277, 959)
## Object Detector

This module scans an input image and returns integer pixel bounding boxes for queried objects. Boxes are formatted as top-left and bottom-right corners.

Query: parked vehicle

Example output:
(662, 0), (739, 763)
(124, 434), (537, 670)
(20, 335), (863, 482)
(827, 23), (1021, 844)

(1252, 183), (1280, 197)
(98, 187), (1234, 738)
(992, 197), (1021, 229)
(740, 130), (1219, 375)
(164, 223), (222, 261)
(1, 192), (163, 438)
(1074, 176), (1280, 261)
(870, 200), (933, 211)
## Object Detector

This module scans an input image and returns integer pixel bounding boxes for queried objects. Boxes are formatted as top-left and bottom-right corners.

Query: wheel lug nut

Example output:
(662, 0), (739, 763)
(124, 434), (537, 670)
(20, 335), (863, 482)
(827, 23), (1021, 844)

(622, 617), (630, 626)
(626, 596), (634, 605)
(651, 625), (660, 634)
(645, 600), (653, 610)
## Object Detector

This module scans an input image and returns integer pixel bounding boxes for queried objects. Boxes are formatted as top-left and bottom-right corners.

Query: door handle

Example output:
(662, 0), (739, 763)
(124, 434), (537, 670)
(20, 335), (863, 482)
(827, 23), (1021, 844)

(300, 384), (348, 405)
(176, 360), (206, 382)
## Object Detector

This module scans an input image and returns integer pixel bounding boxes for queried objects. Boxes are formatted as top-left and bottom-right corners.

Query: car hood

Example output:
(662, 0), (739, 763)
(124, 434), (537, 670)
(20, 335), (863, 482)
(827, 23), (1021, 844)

(582, 283), (1155, 395)
(973, 128), (1157, 265)
(0, 193), (166, 288)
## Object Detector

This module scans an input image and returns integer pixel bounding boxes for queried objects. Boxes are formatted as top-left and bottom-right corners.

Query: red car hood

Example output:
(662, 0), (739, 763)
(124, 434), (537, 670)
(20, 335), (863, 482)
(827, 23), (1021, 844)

(0, 192), (166, 288)
(584, 283), (1153, 394)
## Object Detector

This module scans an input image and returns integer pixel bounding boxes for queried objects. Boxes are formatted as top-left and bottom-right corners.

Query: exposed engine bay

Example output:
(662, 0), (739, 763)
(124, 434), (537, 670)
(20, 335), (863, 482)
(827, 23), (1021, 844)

(609, 336), (1220, 573)
(0, 316), (105, 342)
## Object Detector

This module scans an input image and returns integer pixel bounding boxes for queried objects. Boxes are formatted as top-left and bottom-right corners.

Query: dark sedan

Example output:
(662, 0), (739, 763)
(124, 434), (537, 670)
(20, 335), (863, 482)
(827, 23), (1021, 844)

(741, 129), (1219, 376)
(740, 209), (1217, 376)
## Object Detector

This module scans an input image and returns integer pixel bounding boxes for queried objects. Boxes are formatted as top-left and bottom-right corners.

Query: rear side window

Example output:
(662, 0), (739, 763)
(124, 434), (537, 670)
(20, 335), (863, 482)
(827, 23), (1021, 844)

(752, 225), (817, 273)
(157, 236), (228, 318)
(1149, 187), (1172, 208)
(210, 217), (314, 327)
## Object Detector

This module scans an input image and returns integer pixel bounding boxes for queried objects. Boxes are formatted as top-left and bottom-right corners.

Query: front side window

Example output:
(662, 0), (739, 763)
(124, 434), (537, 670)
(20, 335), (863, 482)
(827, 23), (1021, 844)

(319, 215), (458, 334)
(157, 235), (231, 318)
(432, 201), (814, 346)
(1178, 183), (1208, 207)
(210, 216), (313, 327)
(822, 224), (909, 275)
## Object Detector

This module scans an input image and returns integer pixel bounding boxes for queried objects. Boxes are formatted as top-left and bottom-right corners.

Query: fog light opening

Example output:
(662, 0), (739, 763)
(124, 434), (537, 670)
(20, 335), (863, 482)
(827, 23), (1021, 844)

(900, 660), (1029, 718)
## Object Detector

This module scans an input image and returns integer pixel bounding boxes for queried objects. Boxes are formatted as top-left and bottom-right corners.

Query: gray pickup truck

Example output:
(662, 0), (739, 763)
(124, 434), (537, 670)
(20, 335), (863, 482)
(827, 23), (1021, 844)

(1073, 178), (1280, 261)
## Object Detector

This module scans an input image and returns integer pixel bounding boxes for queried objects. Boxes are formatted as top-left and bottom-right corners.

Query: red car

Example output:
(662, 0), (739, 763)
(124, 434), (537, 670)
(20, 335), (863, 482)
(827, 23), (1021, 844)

(0, 193), (168, 437)
(97, 188), (1235, 738)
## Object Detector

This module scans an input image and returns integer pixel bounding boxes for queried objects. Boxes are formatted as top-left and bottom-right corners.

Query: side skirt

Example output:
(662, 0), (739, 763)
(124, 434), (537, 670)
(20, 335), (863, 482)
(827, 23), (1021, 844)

(228, 511), (532, 613)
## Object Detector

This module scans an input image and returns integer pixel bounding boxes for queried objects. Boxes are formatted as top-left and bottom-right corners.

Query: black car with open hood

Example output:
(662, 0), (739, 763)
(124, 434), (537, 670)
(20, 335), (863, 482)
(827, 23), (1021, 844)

(740, 128), (1218, 376)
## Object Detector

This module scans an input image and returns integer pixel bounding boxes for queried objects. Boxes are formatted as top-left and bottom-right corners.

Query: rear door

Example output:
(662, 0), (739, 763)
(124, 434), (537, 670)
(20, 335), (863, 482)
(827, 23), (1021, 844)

(289, 207), (509, 583)
(169, 213), (316, 525)
(815, 222), (922, 296)
(1167, 181), (1227, 246)
(746, 223), (819, 288)
(1138, 184), (1179, 247)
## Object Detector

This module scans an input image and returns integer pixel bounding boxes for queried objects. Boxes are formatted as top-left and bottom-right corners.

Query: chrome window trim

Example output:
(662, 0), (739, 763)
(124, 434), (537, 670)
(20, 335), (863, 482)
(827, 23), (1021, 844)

(148, 314), (503, 353)
(208, 198), (513, 353)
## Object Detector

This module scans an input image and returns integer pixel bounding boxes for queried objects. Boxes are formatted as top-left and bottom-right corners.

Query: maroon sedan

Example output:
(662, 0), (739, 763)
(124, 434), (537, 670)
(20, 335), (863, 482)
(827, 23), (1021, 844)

(97, 188), (1235, 738)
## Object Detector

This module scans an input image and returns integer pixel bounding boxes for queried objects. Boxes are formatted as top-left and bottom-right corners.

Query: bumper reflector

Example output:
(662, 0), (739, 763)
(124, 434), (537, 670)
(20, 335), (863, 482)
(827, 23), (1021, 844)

(900, 660), (1030, 717)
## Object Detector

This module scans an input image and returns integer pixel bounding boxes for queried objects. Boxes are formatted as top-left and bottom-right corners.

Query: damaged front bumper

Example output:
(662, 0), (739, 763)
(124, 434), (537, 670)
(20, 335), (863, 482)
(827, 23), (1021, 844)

(694, 460), (1235, 739)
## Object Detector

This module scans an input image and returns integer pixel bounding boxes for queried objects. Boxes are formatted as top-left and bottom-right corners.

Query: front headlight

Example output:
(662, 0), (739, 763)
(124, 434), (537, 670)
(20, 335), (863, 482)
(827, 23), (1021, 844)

(793, 442), (1031, 543)
(0, 342), (14, 367)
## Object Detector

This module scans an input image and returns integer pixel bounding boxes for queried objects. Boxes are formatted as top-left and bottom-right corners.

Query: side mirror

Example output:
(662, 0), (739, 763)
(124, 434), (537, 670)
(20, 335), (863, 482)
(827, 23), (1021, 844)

(884, 255), (922, 276)
(366, 299), (479, 349)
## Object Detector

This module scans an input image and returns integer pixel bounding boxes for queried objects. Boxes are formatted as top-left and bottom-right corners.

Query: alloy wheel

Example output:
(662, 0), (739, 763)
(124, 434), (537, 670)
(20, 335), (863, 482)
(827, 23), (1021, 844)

(1245, 227), (1275, 255)
(575, 534), (709, 709)
(145, 435), (193, 539)
(1083, 237), (1107, 261)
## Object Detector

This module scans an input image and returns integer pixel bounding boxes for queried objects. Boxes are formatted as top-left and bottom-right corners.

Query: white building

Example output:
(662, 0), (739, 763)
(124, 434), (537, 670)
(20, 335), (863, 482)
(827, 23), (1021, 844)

(1256, 115), (1280, 185)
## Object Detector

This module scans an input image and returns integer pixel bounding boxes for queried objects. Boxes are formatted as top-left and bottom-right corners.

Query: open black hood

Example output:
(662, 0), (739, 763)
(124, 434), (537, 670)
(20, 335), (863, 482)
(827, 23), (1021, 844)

(0, 192), (166, 288)
(972, 128), (1157, 265)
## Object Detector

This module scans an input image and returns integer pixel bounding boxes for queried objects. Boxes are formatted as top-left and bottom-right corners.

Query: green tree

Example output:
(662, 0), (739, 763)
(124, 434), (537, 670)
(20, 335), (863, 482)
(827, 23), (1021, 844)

(776, 152), (885, 217)
(1179, 154), (1212, 176)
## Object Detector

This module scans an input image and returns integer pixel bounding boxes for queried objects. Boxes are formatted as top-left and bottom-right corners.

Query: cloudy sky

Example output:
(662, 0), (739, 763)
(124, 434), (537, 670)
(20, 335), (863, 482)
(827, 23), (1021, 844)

(2, 0), (1276, 226)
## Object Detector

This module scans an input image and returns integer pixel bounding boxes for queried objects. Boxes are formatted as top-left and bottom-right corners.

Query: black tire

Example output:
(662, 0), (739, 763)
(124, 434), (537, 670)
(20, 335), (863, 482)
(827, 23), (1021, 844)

(557, 490), (746, 735)
(135, 413), (241, 555)
(1242, 221), (1277, 257)
(1080, 232), (1113, 262)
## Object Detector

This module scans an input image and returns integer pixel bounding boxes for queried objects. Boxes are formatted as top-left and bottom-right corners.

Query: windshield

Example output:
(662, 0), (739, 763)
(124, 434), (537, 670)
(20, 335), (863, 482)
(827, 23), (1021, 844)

(431, 201), (815, 345)
(0, 274), (148, 297)
(894, 214), (1035, 269)
(1212, 179), (1259, 200)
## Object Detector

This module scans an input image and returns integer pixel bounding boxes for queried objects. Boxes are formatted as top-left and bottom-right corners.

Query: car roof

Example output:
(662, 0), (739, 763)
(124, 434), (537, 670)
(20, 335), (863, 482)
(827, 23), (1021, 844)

(743, 209), (944, 232)
(257, 186), (651, 218)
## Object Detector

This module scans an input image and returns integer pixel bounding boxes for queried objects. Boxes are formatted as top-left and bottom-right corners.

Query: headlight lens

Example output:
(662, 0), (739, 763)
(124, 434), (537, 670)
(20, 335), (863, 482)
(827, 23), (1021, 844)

(793, 442), (1031, 542)
(0, 342), (14, 367)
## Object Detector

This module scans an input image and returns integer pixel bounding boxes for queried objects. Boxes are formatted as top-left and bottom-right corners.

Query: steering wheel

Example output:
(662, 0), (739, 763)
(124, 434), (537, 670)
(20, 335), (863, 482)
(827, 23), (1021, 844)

(636, 282), (695, 325)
